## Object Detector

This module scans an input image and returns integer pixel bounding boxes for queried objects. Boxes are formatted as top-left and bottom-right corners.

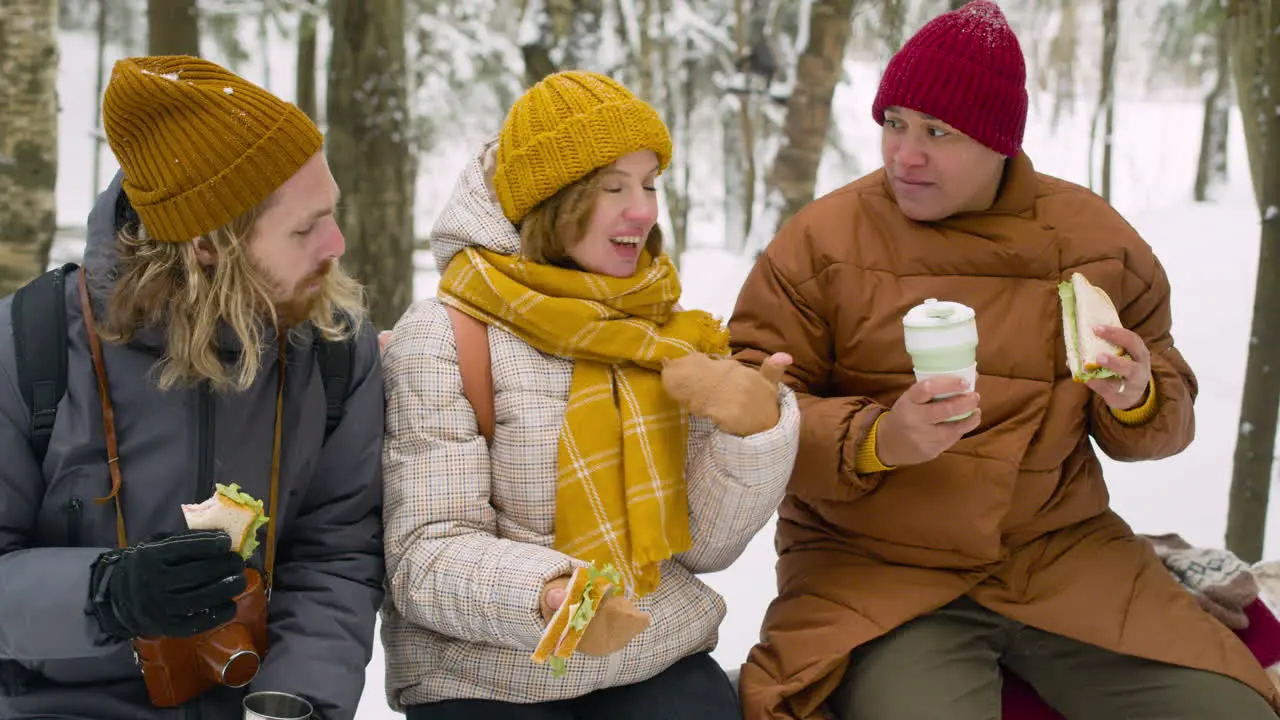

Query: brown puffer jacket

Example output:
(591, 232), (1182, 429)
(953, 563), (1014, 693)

(727, 152), (1278, 719)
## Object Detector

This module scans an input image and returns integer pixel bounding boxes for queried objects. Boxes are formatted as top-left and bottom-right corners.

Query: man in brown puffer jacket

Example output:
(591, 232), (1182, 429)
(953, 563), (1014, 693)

(727, 2), (1280, 719)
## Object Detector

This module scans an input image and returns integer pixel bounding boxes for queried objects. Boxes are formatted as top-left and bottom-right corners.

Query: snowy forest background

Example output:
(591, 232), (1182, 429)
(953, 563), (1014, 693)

(2, 1), (1280, 716)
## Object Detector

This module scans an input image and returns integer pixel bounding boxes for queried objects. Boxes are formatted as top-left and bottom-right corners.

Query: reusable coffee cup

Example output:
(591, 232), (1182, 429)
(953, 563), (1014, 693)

(902, 298), (978, 421)
(243, 691), (313, 720)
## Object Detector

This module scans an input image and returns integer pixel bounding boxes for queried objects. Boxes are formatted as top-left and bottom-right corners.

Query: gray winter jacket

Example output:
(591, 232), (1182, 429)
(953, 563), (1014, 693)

(0, 174), (386, 720)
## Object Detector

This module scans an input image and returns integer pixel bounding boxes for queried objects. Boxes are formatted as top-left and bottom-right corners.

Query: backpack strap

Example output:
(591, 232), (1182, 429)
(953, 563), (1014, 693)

(11, 267), (352, 456)
(11, 263), (78, 462)
(445, 305), (494, 443)
(313, 328), (354, 442)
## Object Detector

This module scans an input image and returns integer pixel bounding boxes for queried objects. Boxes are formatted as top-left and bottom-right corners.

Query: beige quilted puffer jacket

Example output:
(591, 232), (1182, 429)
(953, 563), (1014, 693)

(379, 138), (800, 710)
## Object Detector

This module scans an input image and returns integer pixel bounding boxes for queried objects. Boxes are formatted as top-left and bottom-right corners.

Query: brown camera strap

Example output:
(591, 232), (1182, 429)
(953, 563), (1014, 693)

(77, 270), (283, 590)
(79, 271), (128, 550)
(264, 333), (284, 590)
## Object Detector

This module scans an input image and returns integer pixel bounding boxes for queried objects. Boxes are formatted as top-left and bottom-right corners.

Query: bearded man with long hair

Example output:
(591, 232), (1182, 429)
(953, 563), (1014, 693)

(0, 55), (385, 720)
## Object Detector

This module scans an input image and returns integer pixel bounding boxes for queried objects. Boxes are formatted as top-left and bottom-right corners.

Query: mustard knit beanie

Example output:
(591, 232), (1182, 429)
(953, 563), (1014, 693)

(102, 55), (323, 243)
(494, 70), (672, 224)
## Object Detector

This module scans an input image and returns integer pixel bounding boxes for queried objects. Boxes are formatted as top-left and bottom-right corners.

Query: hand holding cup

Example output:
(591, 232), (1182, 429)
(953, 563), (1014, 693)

(875, 376), (981, 467)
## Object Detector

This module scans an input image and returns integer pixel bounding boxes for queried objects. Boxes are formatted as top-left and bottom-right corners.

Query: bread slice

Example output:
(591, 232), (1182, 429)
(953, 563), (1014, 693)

(1059, 272), (1124, 382)
(552, 575), (616, 660)
(531, 567), (591, 664)
(180, 483), (269, 559)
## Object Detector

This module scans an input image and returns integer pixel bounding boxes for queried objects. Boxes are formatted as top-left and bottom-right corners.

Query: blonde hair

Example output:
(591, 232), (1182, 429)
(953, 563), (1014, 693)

(518, 168), (663, 267)
(102, 208), (366, 392)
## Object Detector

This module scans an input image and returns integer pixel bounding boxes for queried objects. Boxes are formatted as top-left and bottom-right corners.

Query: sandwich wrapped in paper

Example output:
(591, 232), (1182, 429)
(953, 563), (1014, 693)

(180, 483), (270, 560)
(1059, 272), (1124, 383)
(531, 563), (622, 677)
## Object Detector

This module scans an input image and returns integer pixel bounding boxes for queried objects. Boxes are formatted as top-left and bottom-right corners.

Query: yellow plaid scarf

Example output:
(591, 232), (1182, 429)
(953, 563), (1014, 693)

(439, 247), (729, 596)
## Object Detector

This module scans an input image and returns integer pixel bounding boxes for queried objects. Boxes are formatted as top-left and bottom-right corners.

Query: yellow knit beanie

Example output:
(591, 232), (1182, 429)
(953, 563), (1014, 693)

(495, 70), (672, 224)
(102, 55), (323, 243)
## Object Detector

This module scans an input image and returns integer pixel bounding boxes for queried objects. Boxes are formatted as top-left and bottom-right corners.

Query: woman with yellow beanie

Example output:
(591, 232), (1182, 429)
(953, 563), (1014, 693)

(380, 70), (800, 719)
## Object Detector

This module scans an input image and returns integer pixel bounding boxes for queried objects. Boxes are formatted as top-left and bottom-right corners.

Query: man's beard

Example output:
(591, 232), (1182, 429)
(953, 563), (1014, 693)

(252, 257), (335, 329)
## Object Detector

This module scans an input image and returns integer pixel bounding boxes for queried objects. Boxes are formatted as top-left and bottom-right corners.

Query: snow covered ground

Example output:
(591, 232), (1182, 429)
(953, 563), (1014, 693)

(47, 22), (1270, 719)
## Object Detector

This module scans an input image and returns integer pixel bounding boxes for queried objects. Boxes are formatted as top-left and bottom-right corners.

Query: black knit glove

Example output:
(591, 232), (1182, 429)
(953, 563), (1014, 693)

(88, 530), (247, 640)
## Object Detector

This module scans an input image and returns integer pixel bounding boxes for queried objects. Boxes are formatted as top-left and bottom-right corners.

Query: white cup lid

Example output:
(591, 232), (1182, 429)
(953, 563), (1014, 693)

(903, 298), (976, 328)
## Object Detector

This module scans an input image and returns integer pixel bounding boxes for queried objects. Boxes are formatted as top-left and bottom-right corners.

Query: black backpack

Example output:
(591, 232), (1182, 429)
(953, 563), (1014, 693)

(10, 263), (353, 463)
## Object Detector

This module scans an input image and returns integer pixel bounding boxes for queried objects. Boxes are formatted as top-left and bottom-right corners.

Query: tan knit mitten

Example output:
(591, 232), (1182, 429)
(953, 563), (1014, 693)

(573, 593), (651, 656)
(661, 352), (792, 436)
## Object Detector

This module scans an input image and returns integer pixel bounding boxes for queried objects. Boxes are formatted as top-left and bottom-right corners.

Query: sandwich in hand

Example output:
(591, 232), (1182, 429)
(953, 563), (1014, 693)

(180, 483), (270, 560)
(1059, 272), (1124, 383)
(531, 563), (622, 677)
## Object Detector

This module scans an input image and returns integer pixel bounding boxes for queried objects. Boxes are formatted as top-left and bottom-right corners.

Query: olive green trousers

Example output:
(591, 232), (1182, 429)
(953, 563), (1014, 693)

(828, 597), (1277, 720)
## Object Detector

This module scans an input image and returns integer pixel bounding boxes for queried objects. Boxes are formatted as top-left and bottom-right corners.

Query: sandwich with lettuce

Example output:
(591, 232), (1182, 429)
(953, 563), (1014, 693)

(531, 563), (623, 677)
(1059, 272), (1125, 383)
(180, 483), (270, 560)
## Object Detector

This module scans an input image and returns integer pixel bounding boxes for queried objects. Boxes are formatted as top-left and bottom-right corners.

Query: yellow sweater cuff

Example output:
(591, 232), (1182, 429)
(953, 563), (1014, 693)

(855, 413), (896, 474)
(1110, 378), (1159, 426)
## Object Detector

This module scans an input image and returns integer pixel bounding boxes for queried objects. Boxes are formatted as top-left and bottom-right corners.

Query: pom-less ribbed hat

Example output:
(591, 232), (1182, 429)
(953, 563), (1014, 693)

(872, 0), (1028, 157)
(102, 55), (323, 242)
(495, 70), (672, 224)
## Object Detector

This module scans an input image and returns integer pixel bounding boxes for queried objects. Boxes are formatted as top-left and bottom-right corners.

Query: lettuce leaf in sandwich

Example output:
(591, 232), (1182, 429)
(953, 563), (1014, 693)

(568, 564), (622, 632)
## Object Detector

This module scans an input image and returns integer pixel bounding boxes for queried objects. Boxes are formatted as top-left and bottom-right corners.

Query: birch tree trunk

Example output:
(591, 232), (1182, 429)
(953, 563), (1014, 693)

(258, 9), (271, 89)
(91, 0), (108, 204)
(1194, 15), (1231, 203)
(656, 0), (694, 268)
(1088, 0), (1118, 203)
(0, 0), (59, 295)
(723, 0), (755, 252)
(723, 99), (750, 252)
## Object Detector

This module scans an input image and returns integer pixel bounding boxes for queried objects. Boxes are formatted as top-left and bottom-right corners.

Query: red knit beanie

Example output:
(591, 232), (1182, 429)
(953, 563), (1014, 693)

(872, 0), (1027, 157)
